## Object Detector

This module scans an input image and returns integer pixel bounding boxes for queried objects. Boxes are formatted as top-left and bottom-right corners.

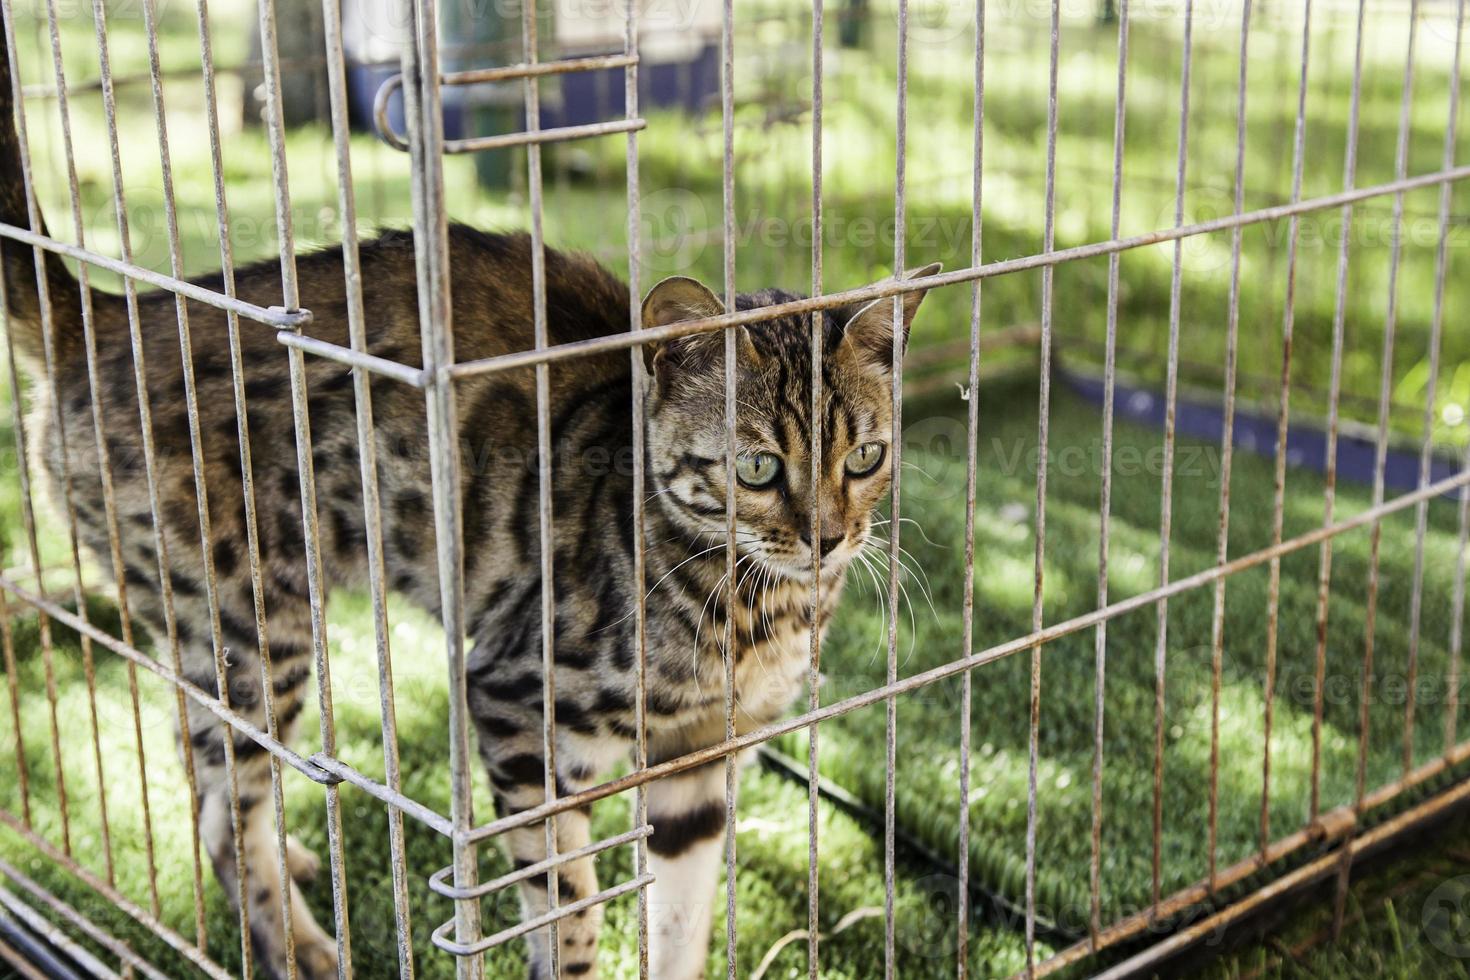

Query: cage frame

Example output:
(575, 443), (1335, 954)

(0, 0), (1466, 976)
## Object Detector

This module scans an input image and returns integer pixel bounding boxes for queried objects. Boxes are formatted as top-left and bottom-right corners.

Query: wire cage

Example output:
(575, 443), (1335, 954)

(0, 0), (1468, 976)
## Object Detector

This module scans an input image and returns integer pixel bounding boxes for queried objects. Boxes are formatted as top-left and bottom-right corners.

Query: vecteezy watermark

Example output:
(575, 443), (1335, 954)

(345, 0), (706, 48)
(1152, 187), (1470, 276)
(898, 873), (962, 958)
(1424, 875), (1470, 958)
(637, 194), (979, 274)
(86, 192), (347, 266)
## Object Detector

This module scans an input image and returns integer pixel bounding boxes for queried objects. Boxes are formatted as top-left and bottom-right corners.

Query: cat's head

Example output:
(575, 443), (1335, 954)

(641, 264), (941, 583)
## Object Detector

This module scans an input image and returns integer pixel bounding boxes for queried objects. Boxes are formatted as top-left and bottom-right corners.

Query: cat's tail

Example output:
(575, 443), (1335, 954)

(0, 15), (81, 366)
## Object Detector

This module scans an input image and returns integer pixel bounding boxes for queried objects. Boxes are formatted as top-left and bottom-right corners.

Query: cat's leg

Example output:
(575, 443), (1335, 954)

(170, 590), (338, 980)
(646, 760), (728, 980)
(471, 663), (604, 978)
(479, 756), (602, 979)
(494, 788), (600, 979)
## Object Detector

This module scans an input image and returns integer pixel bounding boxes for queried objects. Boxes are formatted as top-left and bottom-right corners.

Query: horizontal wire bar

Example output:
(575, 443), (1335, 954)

(442, 117), (647, 154)
(0, 222), (311, 328)
(0, 885), (123, 980)
(445, 163), (1470, 381)
(374, 50), (637, 118)
(0, 809), (231, 980)
(374, 68), (645, 154)
(275, 332), (428, 387)
(448, 52), (638, 83)
(428, 825), (652, 900)
(0, 574), (454, 837)
(462, 466), (1470, 844)
(369, 53), (639, 151)
(1077, 767), (1470, 980)
(0, 858), (169, 980)
(1036, 732), (1470, 975)
(305, 753), (454, 837)
(430, 873), (655, 956)
(0, 573), (335, 776)
(0, 936), (46, 980)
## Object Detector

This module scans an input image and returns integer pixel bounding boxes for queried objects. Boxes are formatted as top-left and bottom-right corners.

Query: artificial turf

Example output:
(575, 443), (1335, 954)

(773, 367), (1468, 940)
(0, 366), (1463, 977)
(0, 0), (1467, 975)
(1200, 811), (1470, 979)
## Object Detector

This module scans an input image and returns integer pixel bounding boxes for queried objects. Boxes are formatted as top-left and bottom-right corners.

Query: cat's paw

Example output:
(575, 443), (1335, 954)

(294, 932), (340, 980)
(286, 834), (322, 884)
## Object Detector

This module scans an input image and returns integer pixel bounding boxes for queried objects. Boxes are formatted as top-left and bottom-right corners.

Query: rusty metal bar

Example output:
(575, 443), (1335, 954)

(0, 222), (310, 328)
(84, 0), (163, 919)
(0, 887), (124, 979)
(0, 575), (25, 830)
(0, 810), (232, 980)
(1083, 767), (1470, 980)
(196, 0), (305, 967)
(428, 827), (653, 901)
(0, 0), (78, 868)
(518, 0), (564, 966)
(430, 874), (656, 957)
(720, 0), (740, 970)
(884, 0), (911, 973)
(318, 0), (418, 963)
(1311, 0), (1368, 821)
(1205, 0), (1250, 894)
(0, 857), (169, 980)
(39, 0), (127, 893)
(374, 83), (645, 155)
(1410, 0), (1465, 771)
(1151, 0), (1195, 917)
(1450, 437), (1470, 755)
(1024, 0), (1061, 972)
(1260, 0), (1314, 858)
(370, 51), (638, 150)
(137, 0), (260, 963)
(621, 0), (649, 973)
(1338, 1), (1422, 936)
(958, 0), (986, 971)
(1090, 0), (1129, 940)
(807, 1), (826, 976)
(393, 0), (481, 969)
(276, 333), (428, 387)
(443, 164), (1470, 382)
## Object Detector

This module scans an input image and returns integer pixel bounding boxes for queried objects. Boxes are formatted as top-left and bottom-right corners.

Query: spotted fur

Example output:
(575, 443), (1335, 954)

(2, 27), (938, 978)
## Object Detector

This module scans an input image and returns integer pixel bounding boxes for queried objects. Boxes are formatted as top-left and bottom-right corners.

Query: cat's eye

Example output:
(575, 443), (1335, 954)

(736, 452), (783, 488)
(845, 442), (885, 476)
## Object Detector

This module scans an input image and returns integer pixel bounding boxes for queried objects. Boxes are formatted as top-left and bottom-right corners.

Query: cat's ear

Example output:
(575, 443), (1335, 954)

(642, 275), (725, 330)
(837, 262), (942, 371)
(641, 276), (758, 387)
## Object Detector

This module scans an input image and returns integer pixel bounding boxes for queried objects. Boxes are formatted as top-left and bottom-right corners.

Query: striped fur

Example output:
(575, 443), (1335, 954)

(3, 23), (938, 975)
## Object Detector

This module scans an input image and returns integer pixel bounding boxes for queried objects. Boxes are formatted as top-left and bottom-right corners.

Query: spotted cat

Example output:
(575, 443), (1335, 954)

(1, 27), (937, 979)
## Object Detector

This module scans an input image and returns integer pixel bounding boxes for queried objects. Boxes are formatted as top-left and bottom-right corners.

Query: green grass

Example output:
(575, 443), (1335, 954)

(10, 0), (1470, 444)
(1, 370), (1463, 977)
(0, 587), (1043, 978)
(777, 372), (1466, 931)
(0, 0), (1468, 976)
(1202, 813), (1470, 979)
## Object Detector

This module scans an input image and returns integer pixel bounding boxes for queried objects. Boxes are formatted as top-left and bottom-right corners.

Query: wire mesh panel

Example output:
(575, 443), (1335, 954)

(0, 0), (1466, 977)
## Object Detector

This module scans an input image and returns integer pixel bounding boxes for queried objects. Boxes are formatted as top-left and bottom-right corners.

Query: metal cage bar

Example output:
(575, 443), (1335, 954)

(0, 1), (1466, 978)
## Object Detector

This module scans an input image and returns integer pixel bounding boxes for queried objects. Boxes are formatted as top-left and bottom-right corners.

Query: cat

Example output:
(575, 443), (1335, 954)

(0, 26), (937, 980)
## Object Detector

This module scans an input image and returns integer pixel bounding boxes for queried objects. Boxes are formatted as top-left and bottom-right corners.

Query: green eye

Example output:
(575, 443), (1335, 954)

(845, 442), (885, 476)
(736, 452), (782, 488)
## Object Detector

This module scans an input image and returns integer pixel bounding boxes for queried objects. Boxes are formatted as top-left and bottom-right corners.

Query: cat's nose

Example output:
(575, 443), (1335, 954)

(800, 530), (846, 557)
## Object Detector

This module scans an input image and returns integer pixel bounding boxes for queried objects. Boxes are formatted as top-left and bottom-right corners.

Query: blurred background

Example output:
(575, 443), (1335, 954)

(2, 0), (1469, 976)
